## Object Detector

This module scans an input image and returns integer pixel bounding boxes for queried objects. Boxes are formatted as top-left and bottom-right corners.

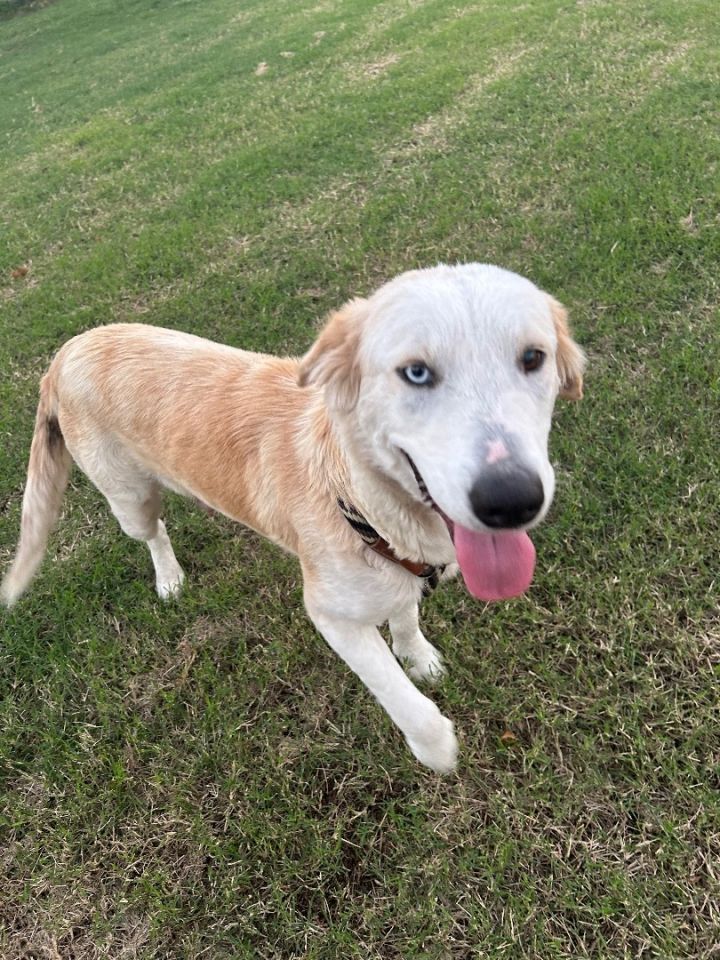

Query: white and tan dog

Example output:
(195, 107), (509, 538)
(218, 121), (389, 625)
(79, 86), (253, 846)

(1, 264), (584, 772)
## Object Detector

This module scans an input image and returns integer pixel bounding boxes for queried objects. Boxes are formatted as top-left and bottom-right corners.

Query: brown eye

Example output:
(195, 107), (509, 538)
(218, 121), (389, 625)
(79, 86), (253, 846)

(521, 348), (545, 373)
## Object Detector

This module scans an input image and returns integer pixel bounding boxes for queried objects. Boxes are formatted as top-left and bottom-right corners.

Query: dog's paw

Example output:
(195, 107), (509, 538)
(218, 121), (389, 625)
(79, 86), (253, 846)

(406, 714), (458, 774)
(156, 569), (185, 600)
(406, 643), (446, 684)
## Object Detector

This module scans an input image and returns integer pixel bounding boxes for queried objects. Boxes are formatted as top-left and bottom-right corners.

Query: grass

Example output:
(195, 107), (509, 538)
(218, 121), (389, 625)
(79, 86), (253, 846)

(1, 0), (719, 956)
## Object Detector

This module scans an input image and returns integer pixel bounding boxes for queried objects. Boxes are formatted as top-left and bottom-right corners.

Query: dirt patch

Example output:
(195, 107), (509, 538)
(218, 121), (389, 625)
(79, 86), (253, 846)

(347, 53), (402, 82)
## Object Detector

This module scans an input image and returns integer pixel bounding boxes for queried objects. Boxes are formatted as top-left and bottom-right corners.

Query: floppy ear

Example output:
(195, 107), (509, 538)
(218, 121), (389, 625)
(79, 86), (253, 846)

(548, 296), (585, 400)
(297, 298), (367, 411)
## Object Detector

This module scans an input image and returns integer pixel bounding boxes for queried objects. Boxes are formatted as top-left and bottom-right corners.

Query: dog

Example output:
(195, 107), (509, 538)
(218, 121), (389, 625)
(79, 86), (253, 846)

(1, 263), (584, 772)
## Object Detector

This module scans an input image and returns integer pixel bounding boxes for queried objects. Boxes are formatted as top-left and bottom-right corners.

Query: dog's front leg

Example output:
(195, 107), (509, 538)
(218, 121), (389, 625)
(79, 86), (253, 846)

(389, 604), (445, 683)
(307, 608), (457, 773)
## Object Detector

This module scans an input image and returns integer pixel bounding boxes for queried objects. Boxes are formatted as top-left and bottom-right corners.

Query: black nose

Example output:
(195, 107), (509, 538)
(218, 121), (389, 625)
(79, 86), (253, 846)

(469, 468), (544, 529)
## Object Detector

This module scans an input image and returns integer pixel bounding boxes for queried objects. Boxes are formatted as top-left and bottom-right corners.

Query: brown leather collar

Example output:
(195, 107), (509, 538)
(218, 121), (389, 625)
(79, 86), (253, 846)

(338, 498), (443, 592)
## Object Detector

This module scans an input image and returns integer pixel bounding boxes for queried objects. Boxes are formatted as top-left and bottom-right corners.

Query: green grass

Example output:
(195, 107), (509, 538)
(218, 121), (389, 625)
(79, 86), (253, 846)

(1, 0), (719, 956)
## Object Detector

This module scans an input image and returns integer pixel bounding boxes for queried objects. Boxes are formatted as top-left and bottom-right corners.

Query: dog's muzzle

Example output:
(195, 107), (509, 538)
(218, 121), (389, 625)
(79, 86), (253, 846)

(469, 466), (544, 529)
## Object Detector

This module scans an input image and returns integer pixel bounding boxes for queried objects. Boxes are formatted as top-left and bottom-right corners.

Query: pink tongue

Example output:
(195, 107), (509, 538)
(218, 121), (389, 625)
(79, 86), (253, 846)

(454, 526), (536, 601)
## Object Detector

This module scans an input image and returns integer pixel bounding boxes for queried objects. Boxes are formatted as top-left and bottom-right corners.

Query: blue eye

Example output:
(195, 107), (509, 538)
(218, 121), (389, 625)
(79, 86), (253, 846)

(399, 363), (435, 387)
(521, 348), (545, 373)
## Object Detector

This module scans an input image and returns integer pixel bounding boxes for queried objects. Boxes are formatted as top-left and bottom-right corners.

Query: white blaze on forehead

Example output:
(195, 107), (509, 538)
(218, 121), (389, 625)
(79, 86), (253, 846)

(360, 263), (556, 372)
(490, 388), (550, 433)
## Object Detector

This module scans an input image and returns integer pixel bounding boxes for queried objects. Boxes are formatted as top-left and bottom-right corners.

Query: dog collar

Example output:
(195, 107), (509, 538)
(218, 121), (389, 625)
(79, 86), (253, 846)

(337, 498), (443, 593)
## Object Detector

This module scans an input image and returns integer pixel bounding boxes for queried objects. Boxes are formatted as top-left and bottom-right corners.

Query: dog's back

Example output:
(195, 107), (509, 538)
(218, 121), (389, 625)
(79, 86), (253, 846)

(1, 324), (327, 605)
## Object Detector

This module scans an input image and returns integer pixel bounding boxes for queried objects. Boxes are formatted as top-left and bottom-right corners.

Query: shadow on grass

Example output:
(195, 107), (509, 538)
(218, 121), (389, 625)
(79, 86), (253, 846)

(0, 0), (58, 22)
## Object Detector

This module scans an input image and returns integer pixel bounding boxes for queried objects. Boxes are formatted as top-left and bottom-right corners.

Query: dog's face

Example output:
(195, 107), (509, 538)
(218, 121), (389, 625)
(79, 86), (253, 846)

(300, 264), (584, 524)
(299, 264), (585, 597)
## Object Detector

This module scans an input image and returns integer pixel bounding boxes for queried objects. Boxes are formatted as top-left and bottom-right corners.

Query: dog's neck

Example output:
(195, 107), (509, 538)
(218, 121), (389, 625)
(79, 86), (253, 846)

(328, 415), (455, 567)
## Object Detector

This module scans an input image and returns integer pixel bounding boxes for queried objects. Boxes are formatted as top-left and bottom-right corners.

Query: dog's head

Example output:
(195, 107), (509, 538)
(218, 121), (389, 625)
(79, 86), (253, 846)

(299, 264), (585, 599)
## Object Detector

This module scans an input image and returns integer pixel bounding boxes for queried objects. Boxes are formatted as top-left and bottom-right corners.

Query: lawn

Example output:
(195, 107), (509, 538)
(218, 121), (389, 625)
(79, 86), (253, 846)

(1, 0), (718, 957)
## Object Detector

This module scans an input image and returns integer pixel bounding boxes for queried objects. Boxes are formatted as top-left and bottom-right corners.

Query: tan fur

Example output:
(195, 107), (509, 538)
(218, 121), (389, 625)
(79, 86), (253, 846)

(2, 321), (368, 610)
(1, 266), (585, 772)
(297, 299), (366, 410)
(0, 374), (72, 605)
(549, 296), (585, 400)
(54, 325), (353, 557)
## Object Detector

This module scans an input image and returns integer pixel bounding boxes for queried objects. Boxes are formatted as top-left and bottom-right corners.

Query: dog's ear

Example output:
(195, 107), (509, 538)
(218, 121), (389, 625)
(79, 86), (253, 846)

(548, 296), (585, 400)
(298, 298), (367, 411)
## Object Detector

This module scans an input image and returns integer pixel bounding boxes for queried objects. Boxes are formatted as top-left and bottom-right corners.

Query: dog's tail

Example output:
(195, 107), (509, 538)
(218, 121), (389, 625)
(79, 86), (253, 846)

(1, 371), (72, 607)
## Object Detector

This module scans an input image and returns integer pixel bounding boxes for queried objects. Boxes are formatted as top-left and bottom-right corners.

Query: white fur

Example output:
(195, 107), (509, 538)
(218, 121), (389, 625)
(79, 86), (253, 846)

(1, 263), (584, 773)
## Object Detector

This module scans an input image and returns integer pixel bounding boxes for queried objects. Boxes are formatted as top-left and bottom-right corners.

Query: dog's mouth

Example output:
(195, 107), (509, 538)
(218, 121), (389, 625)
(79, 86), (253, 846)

(403, 452), (455, 538)
(402, 451), (536, 602)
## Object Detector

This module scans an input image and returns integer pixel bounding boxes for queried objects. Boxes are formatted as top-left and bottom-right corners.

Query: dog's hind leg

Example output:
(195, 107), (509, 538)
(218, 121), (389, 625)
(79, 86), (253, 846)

(109, 489), (186, 600)
(389, 604), (445, 683)
(69, 439), (185, 600)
